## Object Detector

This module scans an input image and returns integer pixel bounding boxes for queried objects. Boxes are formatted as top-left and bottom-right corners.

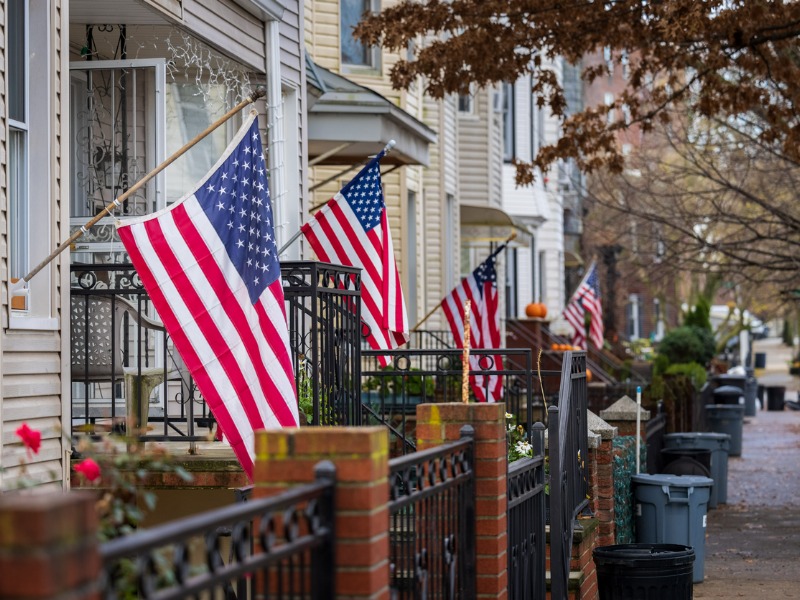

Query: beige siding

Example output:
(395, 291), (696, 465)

(1, 0), (68, 490)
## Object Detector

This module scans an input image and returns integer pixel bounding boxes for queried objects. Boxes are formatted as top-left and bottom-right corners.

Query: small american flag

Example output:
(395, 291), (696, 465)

(116, 113), (298, 480)
(563, 261), (604, 349)
(441, 254), (504, 402)
(301, 152), (408, 364)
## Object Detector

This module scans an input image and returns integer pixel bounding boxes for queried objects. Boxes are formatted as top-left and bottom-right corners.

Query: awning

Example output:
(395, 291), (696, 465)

(460, 203), (532, 246)
(564, 250), (584, 268)
(307, 58), (438, 167)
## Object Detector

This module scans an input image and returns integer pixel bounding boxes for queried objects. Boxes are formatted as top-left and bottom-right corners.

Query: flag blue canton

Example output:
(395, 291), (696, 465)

(195, 121), (278, 305)
(473, 258), (497, 298)
(586, 265), (601, 296)
(340, 154), (385, 232)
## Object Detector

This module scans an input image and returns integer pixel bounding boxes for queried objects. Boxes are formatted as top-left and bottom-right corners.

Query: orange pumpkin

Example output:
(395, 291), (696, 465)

(586, 369), (593, 382)
(550, 343), (559, 351)
(525, 302), (547, 318)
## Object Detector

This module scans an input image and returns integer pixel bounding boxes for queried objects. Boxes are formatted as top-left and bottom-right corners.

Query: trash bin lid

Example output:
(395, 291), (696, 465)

(664, 432), (731, 442)
(705, 403), (746, 413)
(713, 385), (744, 396)
(632, 473), (714, 488)
(593, 544), (695, 567)
(664, 432), (731, 450)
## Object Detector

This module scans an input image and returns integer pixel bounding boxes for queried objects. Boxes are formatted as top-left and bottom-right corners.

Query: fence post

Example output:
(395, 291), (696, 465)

(547, 403), (566, 600)
(416, 402), (507, 600)
(0, 492), (101, 600)
(254, 426), (390, 599)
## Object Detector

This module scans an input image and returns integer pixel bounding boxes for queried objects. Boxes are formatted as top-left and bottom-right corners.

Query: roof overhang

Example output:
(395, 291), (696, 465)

(460, 203), (532, 246)
(307, 60), (437, 167)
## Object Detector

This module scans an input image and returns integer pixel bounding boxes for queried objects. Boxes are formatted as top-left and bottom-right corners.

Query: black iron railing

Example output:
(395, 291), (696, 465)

(507, 423), (547, 600)
(548, 351), (590, 600)
(99, 462), (336, 600)
(362, 347), (560, 454)
(388, 426), (476, 600)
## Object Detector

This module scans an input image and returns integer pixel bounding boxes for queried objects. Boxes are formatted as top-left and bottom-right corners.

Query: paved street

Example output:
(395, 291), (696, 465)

(696, 338), (800, 598)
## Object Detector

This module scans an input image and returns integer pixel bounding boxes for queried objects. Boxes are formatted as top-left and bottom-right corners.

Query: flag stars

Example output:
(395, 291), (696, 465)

(216, 201), (225, 211)
(236, 239), (245, 249)
(207, 183), (215, 193)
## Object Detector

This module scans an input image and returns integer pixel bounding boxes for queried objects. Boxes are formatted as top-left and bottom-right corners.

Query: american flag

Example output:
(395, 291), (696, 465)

(563, 261), (604, 349)
(441, 253), (504, 402)
(301, 152), (408, 364)
(116, 114), (298, 480)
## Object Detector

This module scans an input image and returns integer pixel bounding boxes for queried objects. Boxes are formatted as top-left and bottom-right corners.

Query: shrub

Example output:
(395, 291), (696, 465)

(664, 362), (708, 387)
(657, 326), (716, 366)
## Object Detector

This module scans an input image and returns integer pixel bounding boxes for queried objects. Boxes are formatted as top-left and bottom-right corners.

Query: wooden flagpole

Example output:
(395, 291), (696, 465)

(410, 230), (518, 332)
(11, 87), (267, 293)
(462, 299), (471, 403)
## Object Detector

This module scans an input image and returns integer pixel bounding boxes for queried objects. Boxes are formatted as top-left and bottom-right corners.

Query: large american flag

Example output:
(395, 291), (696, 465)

(301, 152), (408, 364)
(116, 114), (298, 480)
(563, 261), (604, 349)
(441, 253), (504, 402)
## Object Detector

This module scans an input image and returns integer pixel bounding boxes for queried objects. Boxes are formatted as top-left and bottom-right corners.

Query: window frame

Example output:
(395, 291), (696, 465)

(9, 0), (58, 330)
(340, 0), (381, 74)
(502, 82), (516, 162)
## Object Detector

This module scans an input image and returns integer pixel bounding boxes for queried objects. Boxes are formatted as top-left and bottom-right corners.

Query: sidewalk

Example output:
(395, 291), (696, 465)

(696, 338), (800, 598)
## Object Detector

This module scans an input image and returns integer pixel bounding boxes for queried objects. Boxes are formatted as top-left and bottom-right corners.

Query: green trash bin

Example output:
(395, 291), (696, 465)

(632, 473), (713, 583)
(593, 544), (695, 600)
(664, 432), (731, 508)
(705, 404), (744, 457)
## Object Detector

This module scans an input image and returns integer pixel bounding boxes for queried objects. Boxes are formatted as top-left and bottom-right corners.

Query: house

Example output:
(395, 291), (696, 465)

(1, 0), (308, 491)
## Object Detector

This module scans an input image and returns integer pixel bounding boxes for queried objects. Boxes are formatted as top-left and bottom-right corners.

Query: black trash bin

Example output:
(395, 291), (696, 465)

(713, 385), (744, 406)
(593, 544), (695, 600)
(757, 384), (766, 409)
(754, 352), (767, 369)
(714, 374), (746, 391)
(660, 448), (712, 478)
(766, 386), (786, 411)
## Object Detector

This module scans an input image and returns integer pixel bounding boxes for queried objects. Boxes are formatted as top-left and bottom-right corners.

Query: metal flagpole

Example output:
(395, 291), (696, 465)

(276, 139), (397, 256)
(410, 231), (517, 332)
(11, 87), (267, 295)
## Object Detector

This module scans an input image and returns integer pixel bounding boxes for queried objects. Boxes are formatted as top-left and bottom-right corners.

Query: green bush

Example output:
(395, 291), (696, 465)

(657, 325), (716, 366)
(684, 297), (713, 332)
(664, 362), (708, 387)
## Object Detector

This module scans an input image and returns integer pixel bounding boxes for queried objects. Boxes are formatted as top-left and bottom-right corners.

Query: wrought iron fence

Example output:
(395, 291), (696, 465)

(507, 422), (547, 600)
(282, 261), (362, 426)
(388, 426), (476, 600)
(362, 347), (559, 454)
(70, 262), (364, 441)
(99, 461), (336, 600)
(548, 351), (590, 600)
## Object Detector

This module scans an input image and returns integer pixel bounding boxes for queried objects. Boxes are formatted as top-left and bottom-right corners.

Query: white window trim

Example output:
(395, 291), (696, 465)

(340, 0), (382, 75)
(9, 0), (57, 330)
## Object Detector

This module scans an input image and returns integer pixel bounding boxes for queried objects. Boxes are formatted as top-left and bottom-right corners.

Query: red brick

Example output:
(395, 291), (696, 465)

(336, 507), (389, 538)
(474, 440), (506, 459)
(293, 427), (389, 456)
(336, 533), (389, 567)
(335, 560), (390, 595)
(476, 515), (507, 535)
(335, 482), (389, 510)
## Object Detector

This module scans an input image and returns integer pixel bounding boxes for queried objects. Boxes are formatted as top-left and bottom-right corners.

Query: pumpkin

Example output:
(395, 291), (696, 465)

(525, 302), (547, 319)
(586, 369), (593, 383)
(550, 343), (559, 351)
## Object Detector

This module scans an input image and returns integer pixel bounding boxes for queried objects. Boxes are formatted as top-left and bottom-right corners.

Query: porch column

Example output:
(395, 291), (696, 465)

(416, 403), (508, 600)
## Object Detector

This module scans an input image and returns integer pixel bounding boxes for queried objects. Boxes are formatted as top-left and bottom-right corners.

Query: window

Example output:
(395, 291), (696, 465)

(9, 0), (55, 327)
(341, 0), (380, 70)
(503, 82), (516, 161)
(458, 83), (476, 115)
(505, 248), (518, 319)
(406, 190), (417, 326)
(626, 293), (642, 340)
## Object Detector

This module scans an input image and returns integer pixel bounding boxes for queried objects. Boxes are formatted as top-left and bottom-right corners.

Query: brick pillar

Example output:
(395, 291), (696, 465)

(416, 403), (508, 600)
(254, 427), (390, 599)
(0, 492), (100, 600)
(587, 412), (618, 548)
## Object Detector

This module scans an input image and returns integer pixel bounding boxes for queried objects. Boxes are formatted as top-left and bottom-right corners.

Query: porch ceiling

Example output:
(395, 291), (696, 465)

(460, 203), (532, 246)
(307, 60), (438, 168)
(71, 0), (177, 24)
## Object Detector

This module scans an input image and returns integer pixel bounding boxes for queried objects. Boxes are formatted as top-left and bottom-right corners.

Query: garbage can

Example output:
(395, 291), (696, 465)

(713, 374), (746, 392)
(593, 544), (695, 600)
(705, 404), (745, 456)
(754, 352), (767, 369)
(660, 448), (712, 478)
(766, 386), (786, 411)
(712, 385), (744, 406)
(632, 473), (713, 583)
(744, 370), (758, 417)
(664, 432), (731, 507)
(757, 384), (766, 409)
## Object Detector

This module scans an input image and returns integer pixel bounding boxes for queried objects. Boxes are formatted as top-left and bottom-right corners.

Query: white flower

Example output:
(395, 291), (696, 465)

(505, 412), (513, 420)
(515, 440), (533, 457)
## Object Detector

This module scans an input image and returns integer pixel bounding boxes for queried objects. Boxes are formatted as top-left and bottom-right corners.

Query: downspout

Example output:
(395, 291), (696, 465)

(265, 19), (287, 254)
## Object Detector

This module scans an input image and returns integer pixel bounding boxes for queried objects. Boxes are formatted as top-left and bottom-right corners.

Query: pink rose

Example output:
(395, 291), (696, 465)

(73, 458), (102, 482)
(15, 423), (42, 455)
